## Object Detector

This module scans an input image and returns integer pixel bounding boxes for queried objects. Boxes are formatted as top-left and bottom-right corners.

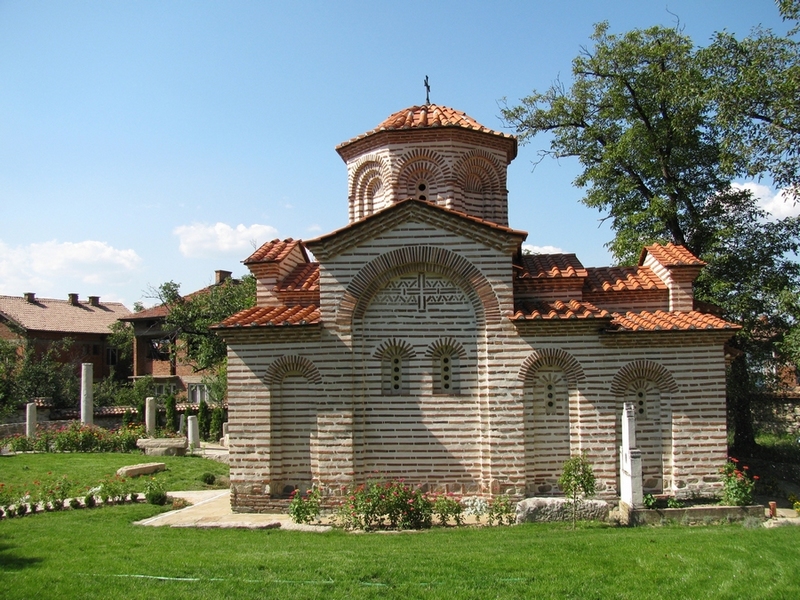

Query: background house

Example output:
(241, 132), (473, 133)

(120, 270), (236, 401)
(0, 292), (131, 381)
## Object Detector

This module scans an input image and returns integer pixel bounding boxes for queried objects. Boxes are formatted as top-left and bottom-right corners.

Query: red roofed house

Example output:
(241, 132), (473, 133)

(120, 270), (236, 401)
(0, 293), (131, 381)
(215, 104), (739, 511)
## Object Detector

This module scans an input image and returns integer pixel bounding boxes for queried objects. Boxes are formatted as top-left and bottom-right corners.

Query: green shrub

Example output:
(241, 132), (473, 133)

(487, 495), (515, 526)
(720, 458), (757, 506)
(164, 394), (177, 433)
(337, 479), (433, 530)
(432, 493), (464, 526)
(209, 406), (224, 442)
(558, 453), (597, 529)
(200, 472), (216, 486)
(197, 400), (210, 441)
(288, 487), (322, 524)
(144, 477), (168, 505)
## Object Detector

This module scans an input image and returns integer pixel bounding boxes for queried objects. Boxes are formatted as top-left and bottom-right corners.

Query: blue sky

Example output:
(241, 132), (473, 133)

(0, 0), (794, 308)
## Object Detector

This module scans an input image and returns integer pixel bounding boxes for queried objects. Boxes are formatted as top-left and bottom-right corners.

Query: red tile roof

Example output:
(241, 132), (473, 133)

(639, 243), (705, 267)
(517, 254), (587, 279)
(512, 299), (611, 320)
(336, 104), (515, 150)
(609, 310), (740, 332)
(244, 238), (302, 265)
(215, 304), (320, 328)
(583, 266), (666, 293)
(307, 198), (527, 248)
(276, 263), (320, 292)
(0, 295), (131, 334)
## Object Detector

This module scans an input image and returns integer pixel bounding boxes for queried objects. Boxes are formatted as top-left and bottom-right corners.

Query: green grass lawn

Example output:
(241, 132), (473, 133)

(0, 452), (229, 494)
(1, 504), (799, 599)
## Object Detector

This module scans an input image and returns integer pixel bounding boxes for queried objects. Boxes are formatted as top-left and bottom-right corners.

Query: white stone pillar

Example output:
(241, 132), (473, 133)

(222, 422), (229, 447)
(179, 413), (186, 435)
(145, 396), (156, 436)
(187, 415), (200, 450)
(620, 402), (643, 508)
(26, 402), (37, 438)
(80, 363), (93, 425)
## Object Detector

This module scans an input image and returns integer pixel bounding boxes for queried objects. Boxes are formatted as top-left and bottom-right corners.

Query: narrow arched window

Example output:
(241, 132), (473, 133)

(432, 346), (459, 394)
(382, 349), (407, 395)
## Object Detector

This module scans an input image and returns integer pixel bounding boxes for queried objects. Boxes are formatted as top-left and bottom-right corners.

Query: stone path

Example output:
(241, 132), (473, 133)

(133, 489), (331, 531)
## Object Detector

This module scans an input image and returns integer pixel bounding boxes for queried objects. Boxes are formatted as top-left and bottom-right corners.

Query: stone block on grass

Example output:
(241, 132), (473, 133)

(136, 437), (188, 457)
(116, 462), (166, 478)
(516, 497), (610, 523)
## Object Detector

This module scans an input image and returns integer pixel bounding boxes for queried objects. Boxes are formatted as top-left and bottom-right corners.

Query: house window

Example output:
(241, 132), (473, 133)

(107, 348), (118, 366)
(188, 384), (210, 404)
(432, 347), (459, 394)
(92, 344), (100, 356)
(381, 351), (408, 395)
(148, 338), (171, 361)
(154, 383), (177, 397)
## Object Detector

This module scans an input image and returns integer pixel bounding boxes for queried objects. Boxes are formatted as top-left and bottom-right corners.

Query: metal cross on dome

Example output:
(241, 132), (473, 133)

(424, 75), (430, 105)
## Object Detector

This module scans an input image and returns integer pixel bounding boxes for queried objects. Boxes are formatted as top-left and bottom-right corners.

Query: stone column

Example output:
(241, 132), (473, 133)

(187, 415), (200, 450)
(26, 402), (37, 438)
(222, 422), (229, 447)
(620, 402), (643, 508)
(80, 363), (93, 425)
(145, 396), (156, 436)
(179, 413), (186, 435)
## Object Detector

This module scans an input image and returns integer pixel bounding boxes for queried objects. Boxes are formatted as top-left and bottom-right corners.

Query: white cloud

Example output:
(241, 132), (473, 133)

(307, 224), (322, 233)
(522, 244), (566, 255)
(173, 222), (279, 258)
(732, 182), (800, 219)
(0, 239), (142, 298)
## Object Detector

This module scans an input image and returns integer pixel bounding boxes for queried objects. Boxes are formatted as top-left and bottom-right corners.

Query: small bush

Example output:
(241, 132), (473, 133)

(487, 495), (515, 526)
(462, 496), (489, 523)
(336, 479), (433, 530)
(720, 458), (757, 506)
(432, 493), (464, 526)
(288, 488), (322, 524)
(200, 472), (216, 486)
(144, 477), (168, 506)
(643, 493), (657, 509)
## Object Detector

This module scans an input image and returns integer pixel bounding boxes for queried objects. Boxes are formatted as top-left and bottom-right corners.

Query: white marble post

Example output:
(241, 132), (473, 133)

(80, 363), (93, 425)
(620, 401), (643, 508)
(145, 396), (156, 436)
(179, 413), (186, 435)
(187, 415), (200, 450)
(26, 402), (37, 438)
(222, 422), (229, 447)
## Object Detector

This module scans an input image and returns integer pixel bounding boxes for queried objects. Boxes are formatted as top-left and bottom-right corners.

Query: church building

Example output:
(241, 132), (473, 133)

(214, 103), (738, 512)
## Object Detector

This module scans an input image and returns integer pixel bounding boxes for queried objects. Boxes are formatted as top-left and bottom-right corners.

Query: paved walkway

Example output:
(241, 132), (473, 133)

(134, 489), (332, 531)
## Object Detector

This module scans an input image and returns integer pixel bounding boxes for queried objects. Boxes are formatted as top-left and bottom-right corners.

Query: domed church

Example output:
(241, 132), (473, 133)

(214, 103), (738, 512)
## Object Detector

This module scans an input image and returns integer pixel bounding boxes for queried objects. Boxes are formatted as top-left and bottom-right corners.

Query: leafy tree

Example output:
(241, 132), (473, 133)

(702, 6), (800, 199)
(13, 339), (80, 409)
(149, 274), (256, 372)
(502, 19), (800, 453)
(558, 453), (596, 529)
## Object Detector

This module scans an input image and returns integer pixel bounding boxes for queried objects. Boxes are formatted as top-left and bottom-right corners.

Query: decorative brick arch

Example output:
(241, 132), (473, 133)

(518, 347), (586, 388)
(337, 245), (500, 326)
(453, 151), (503, 194)
(350, 155), (390, 220)
(424, 337), (468, 359)
(373, 338), (416, 360)
(610, 360), (679, 397)
(264, 355), (322, 386)
(395, 149), (448, 201)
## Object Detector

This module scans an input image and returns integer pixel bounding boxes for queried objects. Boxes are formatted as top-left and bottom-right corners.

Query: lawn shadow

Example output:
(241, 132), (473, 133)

(0, 539), (44, 571)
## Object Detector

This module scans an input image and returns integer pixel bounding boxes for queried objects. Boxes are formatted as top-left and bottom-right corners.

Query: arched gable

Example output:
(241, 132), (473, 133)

(337, 245), (500, 327)
(610, 360), (679, 397)
(264, 355), (322, 386)
(518, 347), (586, 388)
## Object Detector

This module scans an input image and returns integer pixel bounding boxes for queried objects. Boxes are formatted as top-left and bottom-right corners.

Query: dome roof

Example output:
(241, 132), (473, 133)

(336, 104), (515, 151)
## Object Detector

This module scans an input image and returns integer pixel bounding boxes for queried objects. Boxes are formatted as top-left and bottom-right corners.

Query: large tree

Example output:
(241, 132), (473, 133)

(702, 3), (800, 200)
(150, 274), (256, 372)
(502, 18), (800, 453)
